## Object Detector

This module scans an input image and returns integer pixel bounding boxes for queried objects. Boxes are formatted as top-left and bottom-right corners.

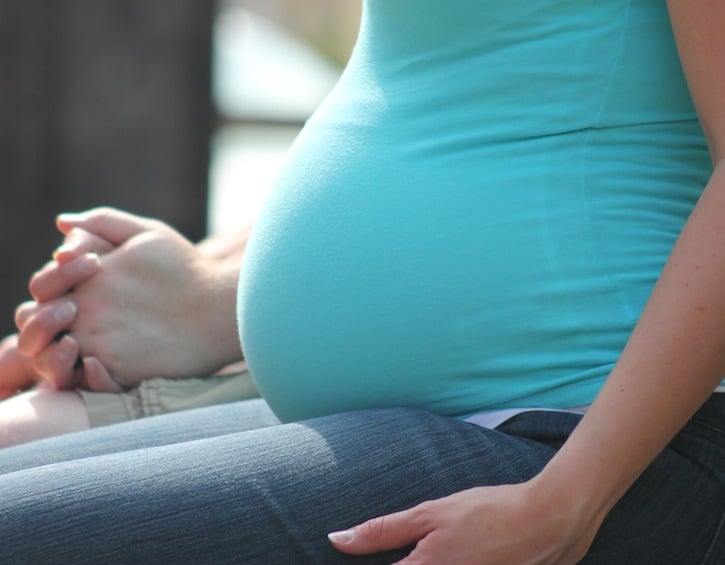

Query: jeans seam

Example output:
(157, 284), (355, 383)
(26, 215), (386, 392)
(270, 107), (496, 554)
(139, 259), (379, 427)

(701, 510), (725, 565)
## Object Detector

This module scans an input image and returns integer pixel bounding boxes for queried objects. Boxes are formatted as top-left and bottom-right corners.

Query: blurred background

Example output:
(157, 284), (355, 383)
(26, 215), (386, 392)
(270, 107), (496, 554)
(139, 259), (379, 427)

(0, 0), (361, 336)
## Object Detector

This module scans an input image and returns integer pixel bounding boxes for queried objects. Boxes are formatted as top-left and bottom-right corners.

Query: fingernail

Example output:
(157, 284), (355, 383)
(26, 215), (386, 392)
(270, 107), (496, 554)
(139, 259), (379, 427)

(327, 530), (355, 544)
(54, 243), (76, 258)
(53, 235), (85, 262)
(15, 303), (32, 329)
(54, 302), (77, 324)
(57, 212), (84, 223)
(53, 248), (67, 260)
(78, 253), (100, 274)
(57, 335), (76, 361)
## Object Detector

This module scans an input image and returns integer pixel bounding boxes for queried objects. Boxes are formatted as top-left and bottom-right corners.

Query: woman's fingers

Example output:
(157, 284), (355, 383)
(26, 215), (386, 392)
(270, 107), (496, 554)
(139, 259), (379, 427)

(31, 335), (81, 390)
(33, 338), (125, 393)
(329, 505), (432, 556)
(14, 301), (36, 332)
(57, 207), (159, 246)
(29, 253), (101, 303)
(15, 299), (78, 357)
(53, 228), (115, 264)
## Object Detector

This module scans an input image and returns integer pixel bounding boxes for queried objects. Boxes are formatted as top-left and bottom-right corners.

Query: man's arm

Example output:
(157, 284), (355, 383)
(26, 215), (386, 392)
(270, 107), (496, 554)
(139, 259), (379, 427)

(195, 223), (254, 262)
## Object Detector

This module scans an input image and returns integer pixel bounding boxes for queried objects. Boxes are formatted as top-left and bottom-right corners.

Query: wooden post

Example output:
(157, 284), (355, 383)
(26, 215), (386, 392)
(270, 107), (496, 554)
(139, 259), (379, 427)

(0, 0), (213, 335)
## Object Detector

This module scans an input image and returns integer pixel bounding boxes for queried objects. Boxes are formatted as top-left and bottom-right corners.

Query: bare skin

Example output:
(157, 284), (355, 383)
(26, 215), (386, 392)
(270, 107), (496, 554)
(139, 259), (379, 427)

(0, 388), (91, 448)
(0, 334), (43, 400)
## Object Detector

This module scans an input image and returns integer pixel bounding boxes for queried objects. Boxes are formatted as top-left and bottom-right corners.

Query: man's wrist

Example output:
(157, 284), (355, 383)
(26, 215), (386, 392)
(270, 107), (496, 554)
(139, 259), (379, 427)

(200, 259), (244, 367)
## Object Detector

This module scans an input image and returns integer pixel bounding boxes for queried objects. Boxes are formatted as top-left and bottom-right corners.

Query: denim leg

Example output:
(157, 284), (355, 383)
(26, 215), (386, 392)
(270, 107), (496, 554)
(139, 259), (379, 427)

(0, 408), (567, 564)
(0, 398), (722, 564)
(588, 393), (724, 565)
(498, 397), (725, 565)
(0, 398), (280, 474)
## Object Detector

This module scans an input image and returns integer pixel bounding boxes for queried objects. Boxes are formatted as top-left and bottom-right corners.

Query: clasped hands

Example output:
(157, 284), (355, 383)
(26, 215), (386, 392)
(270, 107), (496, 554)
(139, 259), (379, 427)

(2, 207), (239, 398)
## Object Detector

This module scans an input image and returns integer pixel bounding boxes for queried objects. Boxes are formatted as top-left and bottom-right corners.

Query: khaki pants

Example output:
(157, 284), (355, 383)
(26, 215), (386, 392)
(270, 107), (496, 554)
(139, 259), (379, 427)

(79, 365), (260, 428)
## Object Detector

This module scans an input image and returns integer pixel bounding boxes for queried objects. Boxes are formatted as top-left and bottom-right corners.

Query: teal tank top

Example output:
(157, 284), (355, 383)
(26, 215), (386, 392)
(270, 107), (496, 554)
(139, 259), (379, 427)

(237, 0), (713, 422)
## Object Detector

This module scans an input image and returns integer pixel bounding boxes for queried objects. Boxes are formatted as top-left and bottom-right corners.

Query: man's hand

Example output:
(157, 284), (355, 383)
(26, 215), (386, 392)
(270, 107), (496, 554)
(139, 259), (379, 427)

(17, 208), (243, 390)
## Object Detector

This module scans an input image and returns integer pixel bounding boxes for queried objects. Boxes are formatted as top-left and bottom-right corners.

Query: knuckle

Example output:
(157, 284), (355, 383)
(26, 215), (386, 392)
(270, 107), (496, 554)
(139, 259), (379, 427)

(363, 516), (388, 544)
(18, 306), (64, 355)
(27, 276), (42, 299)
(61, 229), (84, 251)
(92, 205), (114, 217)
(28, 271), (52, 301)
(30, 260), (54, 282)
(79, 235), (114, 257)
(408, 501), (437, 532)
(72, 230), (104, 254)
(87, 206), (115, 227)
(68, 226), (88, 239)
(32, 260), (88, 302)
(144, 217), (167, 235)
(70, 254), (93, 277)
(14, 301), (36, 329)
(65, 227), (82, 241)
(16, 328), (37, 357)
(75, 229), (96, 245)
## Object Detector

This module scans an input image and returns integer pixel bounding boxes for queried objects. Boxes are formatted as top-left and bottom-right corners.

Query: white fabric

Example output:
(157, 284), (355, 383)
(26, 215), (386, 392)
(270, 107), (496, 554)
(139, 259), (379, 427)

(466, 386), (724, 429)
(464, 405), (589, 430)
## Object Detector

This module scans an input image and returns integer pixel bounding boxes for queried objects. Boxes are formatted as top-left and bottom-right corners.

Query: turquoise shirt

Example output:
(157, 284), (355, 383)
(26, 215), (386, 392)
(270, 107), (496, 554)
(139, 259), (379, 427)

(238, 0), (713, 422)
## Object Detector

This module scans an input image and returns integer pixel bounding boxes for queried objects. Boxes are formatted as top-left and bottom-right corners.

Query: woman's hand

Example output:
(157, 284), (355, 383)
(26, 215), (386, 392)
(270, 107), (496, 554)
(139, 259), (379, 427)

(2, 228), (114, 394)
(9, 225), (120, 392)
(329, 480), (600, 565)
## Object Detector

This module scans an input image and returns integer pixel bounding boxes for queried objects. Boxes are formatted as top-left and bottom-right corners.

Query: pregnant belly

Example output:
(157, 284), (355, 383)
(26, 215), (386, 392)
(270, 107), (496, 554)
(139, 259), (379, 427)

(236, 124), (623, 422)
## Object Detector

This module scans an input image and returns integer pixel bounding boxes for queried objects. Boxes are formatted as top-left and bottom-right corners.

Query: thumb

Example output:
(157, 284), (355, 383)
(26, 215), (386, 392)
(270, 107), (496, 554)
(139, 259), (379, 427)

(57, 207), (157, 246)
(82, 357), (124, 393)
(328, 507), (431, 556)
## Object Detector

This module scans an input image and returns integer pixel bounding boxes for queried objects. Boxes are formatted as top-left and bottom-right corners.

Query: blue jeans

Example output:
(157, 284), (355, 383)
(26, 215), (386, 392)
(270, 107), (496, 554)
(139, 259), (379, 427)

(0, 396), (722, 564)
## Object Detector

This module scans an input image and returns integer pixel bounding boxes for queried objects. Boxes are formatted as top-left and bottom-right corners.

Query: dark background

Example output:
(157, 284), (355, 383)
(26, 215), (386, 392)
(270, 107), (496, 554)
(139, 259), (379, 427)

(0, 0), (214, 335)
